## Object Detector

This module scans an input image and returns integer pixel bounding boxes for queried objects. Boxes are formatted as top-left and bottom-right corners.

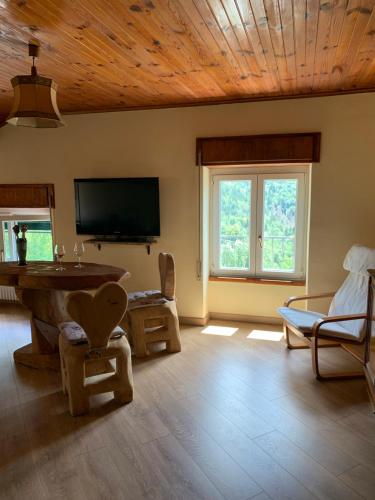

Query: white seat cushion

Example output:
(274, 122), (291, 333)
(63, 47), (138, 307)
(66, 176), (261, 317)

(59, 321), (125, 345)
(278, 307), (363, 342)
(127, 290), (169, 310)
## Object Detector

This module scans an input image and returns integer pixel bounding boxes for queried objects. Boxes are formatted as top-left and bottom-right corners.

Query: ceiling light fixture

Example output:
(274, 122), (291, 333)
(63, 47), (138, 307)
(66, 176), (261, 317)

(6, 40), (65, 128)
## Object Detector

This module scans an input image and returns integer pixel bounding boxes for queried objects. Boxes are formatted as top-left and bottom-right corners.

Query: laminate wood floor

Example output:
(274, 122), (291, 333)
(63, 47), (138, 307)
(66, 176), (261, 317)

(0, 304), (374, 500)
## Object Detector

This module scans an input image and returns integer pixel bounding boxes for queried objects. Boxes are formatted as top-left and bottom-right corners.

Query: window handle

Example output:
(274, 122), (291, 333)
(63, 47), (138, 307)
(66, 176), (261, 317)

(258, 235), (262, 248)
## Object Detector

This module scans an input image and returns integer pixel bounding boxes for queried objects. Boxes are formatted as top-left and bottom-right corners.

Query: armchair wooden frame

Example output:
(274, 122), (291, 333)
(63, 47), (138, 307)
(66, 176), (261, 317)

(284, 292), (337, 349)
(283, 292), (366, 380)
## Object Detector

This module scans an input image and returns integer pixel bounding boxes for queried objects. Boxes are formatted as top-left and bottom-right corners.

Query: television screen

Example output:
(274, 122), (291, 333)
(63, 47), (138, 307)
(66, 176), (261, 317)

(74, 177), (160, 237)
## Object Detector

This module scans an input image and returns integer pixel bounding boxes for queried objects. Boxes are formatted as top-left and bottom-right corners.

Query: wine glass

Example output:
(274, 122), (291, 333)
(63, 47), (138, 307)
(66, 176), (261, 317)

(54, 243), (66, 271)
(74, 241), (85, 268)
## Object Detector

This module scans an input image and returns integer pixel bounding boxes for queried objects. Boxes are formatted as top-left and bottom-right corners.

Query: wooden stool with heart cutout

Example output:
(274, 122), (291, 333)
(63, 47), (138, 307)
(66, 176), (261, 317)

(59, 282), (133, 416)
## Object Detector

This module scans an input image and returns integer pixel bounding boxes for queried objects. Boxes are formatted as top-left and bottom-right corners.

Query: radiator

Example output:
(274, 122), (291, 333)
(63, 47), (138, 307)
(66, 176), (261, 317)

(0, 286), (18, 302)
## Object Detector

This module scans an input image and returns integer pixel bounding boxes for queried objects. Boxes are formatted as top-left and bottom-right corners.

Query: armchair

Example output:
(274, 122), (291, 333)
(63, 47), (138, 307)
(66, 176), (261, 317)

(278, 245), (375, 380)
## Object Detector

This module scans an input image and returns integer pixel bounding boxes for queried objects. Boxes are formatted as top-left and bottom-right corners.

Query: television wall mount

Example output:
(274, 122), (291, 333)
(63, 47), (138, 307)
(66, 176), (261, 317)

(84, 238), (157, 255)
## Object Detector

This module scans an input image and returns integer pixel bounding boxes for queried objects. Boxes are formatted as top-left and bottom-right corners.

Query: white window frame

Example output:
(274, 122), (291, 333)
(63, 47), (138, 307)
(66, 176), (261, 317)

(212, 174), (258, 276)
(2, 221), (18, 261)
(210, 166), (309, 281)
(1, 219), (54, 262)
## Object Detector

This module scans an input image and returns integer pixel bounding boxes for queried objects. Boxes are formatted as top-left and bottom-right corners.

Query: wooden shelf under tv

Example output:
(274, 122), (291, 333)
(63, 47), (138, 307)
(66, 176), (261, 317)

(84, 238), (157, 255)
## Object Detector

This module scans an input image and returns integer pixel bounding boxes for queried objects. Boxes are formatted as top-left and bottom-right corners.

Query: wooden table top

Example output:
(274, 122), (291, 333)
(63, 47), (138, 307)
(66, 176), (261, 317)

(0, 261), (128, 290)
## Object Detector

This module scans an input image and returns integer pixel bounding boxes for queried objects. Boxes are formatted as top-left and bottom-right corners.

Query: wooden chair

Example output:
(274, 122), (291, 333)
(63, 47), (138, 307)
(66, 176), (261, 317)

(278, 245), (375, 380)
(59, 282), (133, 416)
(123, 253), (181, 358)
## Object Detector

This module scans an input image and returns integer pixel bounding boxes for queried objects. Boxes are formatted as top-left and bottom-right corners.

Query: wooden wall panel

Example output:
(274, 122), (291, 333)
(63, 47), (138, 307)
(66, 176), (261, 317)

(0, 184), (55, 208)
(196, 133), (321, 165)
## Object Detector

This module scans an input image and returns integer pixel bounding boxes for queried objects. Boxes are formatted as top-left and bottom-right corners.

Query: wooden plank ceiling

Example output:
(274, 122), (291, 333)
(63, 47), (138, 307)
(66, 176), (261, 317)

(0, 0), (374, 114)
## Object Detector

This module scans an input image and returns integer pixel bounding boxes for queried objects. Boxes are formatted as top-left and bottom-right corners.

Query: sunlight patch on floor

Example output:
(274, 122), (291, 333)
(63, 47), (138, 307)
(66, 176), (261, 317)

(201, 325), (239, 336)
(247, 329), (284, 342)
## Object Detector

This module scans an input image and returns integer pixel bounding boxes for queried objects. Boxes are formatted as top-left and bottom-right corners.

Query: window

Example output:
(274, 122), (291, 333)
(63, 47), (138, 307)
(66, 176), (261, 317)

(211, 169), (308, 280)
(2, 220), (53, 261)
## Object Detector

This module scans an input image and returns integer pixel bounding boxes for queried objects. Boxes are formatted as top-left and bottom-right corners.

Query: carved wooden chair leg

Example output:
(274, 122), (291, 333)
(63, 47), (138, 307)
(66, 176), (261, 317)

(120, 314), (133, 346)
(128, 312), (148, 358)
(60, 356), (67, 395)
(113, 342), (134, 404)
(166, 312), (181, 353)
(59, 336), (67, 394)
(66, 354), (89, 416)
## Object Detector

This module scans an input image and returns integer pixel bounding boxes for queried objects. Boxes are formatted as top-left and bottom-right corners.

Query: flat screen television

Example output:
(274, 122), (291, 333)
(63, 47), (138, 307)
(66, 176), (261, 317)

(74, 177), (160, 239)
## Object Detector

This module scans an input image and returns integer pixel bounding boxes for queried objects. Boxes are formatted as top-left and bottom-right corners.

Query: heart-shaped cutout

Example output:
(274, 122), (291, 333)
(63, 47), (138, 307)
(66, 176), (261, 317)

(67, 282), (127, 349)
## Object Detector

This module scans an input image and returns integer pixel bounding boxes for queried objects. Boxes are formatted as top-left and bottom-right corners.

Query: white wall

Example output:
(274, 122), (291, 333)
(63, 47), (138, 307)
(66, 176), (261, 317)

(1, 93), (374, 320)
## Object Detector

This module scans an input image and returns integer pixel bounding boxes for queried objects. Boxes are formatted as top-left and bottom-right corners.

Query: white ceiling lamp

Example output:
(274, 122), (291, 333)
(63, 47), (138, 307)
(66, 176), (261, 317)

(6, 40), (65, 128)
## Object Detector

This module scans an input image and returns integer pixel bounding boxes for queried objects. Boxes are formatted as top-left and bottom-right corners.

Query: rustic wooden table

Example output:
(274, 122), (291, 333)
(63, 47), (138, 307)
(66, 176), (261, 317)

(0, 261), (128, 370)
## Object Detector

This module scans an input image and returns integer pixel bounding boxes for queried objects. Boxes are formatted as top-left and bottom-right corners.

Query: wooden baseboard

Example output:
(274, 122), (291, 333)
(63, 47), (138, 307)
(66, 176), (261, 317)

(179, 315), (209, 326)
(179, 312), (282, 326)
(209, 312), (282, 325)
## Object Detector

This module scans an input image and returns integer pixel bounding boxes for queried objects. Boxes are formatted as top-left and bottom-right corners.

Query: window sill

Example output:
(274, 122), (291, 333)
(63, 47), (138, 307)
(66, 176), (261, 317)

(209, 276), (306, 286)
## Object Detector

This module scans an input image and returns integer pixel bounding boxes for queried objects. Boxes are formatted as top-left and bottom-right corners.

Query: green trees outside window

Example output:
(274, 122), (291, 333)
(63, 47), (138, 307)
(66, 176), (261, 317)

(212, 172), (306, 279)
(219, 180), (251, 270)
(3, 221), (53, 261)
(262, 179), (297, 272)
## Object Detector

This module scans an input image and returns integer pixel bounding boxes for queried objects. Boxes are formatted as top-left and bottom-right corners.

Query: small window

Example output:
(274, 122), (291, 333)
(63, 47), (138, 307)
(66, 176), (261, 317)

(2, 220), (53, 262)
(211, 169), (308, 280)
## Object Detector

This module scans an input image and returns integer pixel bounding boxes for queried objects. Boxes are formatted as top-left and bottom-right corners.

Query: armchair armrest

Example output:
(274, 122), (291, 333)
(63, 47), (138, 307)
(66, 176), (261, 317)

(285, 292), (336, 307)
(312, 313), (367, 338)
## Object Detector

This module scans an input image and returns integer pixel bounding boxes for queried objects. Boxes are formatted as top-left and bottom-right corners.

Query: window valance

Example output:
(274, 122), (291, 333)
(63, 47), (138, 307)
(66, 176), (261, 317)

(196, 132), (321, 166)
(0, 184), (55, 208)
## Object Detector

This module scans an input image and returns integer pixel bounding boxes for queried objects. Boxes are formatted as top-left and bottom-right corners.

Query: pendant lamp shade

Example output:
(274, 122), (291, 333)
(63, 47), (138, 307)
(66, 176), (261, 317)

(6, 41), (65, 128)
